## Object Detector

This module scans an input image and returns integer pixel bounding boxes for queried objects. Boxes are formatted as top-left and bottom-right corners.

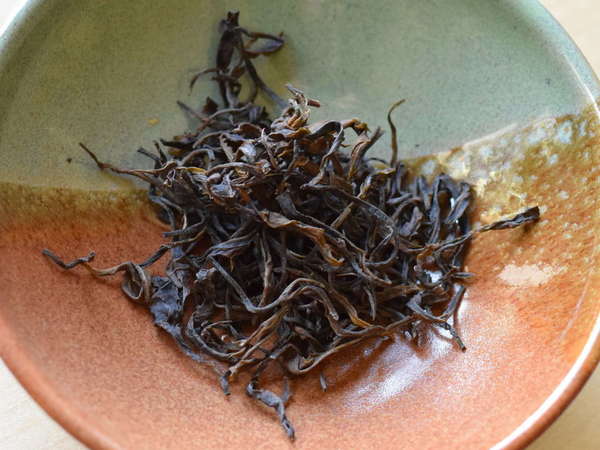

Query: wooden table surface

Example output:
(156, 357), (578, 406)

(1, 0), (598, 448)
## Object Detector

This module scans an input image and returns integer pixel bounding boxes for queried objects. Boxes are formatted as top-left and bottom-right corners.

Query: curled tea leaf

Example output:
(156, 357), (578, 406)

(43, 11), (540, 441)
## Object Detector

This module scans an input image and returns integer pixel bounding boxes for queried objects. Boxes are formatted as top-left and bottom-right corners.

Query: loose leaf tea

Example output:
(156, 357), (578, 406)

(43, 11), (539, 440)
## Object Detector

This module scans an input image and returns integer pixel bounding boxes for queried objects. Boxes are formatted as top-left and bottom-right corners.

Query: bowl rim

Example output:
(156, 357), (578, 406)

(0, 0), (599, 448)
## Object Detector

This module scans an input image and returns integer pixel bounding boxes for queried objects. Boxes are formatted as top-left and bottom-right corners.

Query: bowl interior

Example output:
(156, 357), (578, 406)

(0, 0), (599, 449)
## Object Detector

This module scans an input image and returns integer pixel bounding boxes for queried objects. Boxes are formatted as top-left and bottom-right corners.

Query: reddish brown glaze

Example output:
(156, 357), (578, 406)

(0, 105), (598, 449)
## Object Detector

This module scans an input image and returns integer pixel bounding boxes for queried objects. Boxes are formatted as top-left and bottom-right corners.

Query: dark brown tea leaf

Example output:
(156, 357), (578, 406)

(43, 11), (539, 440)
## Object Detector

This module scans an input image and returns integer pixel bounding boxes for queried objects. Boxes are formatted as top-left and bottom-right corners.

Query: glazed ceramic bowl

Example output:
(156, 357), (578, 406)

(0, 1), (598, 449)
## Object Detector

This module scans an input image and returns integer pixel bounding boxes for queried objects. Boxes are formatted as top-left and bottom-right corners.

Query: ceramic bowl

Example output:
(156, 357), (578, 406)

(0, 0), (598, 448)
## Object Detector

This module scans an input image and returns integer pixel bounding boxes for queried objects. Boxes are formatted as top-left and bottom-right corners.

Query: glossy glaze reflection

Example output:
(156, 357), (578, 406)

(0, 100), (597, 448)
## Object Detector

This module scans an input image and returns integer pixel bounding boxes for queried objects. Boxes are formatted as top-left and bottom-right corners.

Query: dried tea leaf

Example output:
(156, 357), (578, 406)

(43, 11), (540, 441)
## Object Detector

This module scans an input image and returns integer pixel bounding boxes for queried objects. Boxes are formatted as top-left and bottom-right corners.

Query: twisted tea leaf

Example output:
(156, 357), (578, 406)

(43, 11), (539, 441)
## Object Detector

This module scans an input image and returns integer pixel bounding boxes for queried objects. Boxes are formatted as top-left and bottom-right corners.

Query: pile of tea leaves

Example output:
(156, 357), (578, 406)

(44, 11), (539, 440)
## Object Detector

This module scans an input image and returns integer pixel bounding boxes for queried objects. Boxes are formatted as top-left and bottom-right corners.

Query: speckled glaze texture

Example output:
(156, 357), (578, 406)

(0, 1), (598, 449)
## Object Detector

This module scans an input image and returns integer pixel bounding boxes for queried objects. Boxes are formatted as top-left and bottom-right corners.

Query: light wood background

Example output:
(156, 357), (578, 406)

(0, 1), (598, 448)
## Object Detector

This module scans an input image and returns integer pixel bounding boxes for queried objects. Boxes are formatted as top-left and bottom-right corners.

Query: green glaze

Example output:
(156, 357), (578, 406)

(0, 0), (598, 190)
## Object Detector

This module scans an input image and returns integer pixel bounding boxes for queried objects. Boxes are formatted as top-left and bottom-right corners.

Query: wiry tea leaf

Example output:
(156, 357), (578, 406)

(43, 11), (539, 441)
